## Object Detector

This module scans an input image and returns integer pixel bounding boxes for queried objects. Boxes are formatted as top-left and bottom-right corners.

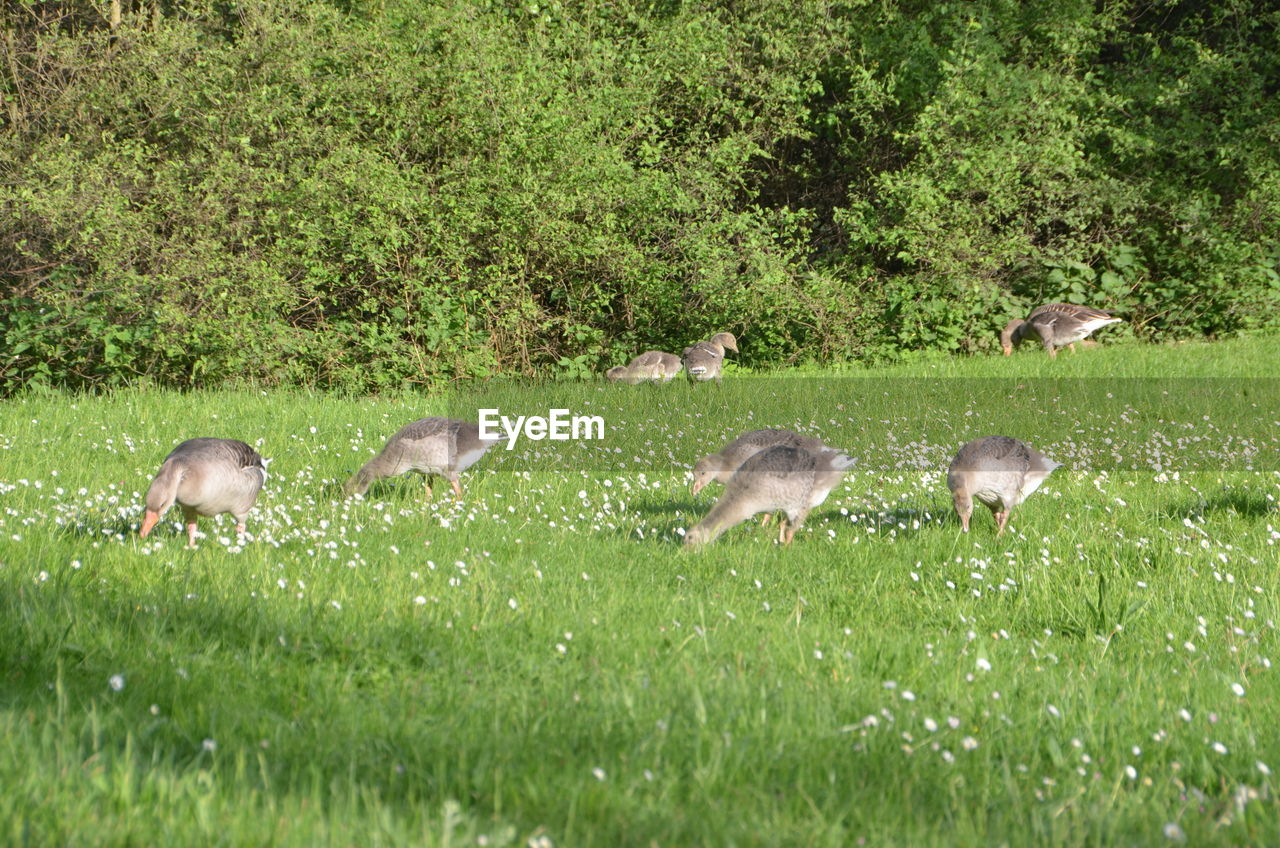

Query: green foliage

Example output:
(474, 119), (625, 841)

(1, 0), (1278, 391)
(831, 0), (1280, 355)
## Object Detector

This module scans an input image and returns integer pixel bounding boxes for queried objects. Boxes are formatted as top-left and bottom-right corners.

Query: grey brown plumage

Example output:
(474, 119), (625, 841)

(139, 438), (268, 546)
(1001, 304), (1121, 357)
(946, 436), (1060, 535)
(606, 351), (683, 384)
(691, 428), (835, 495)
(343, 417), (500, 500)
(685, 445), (855, 546)
(682, 332), (739, 382)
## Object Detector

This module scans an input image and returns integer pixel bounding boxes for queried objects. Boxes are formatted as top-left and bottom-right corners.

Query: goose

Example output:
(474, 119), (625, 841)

(685, 445), (855, 546)
(691, 428), (836, 495)
(343, 417), (501, 500)
(681, 332), (739, 382)
(606, 351), (684, 384)
(139, 438), (268, 547)
(1001, 304), (1121, 357)
(946, 436), (1061, 535)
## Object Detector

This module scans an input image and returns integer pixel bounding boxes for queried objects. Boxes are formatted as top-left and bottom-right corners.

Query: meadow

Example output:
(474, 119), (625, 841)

(1, 336), (1278, 846)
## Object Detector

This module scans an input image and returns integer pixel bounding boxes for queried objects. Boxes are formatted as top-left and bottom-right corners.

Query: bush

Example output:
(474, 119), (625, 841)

(2, 0), (1277, 392)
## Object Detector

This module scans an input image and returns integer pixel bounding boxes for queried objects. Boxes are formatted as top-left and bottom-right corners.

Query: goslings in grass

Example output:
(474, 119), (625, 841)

(343, 417), (501, 500)
(606, 351), (684, 384)
(685, 445), (855, 546)
(947, 436), (1061, 536)
(681, 332), (739, 382)
(1001, 304), (1122, 358)
(139, 438), (268, 547)
(691, 428), (836, 495)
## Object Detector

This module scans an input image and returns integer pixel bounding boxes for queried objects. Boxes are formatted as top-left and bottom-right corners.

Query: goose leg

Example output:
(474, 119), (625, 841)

(450, 477), (464, 499)
(994, 510), (1011, 536)
(780, 509), (807, 545)
(786, 509), (811, 545)
(181, 506), (200, 548)
(1068, 343), (1078, 354)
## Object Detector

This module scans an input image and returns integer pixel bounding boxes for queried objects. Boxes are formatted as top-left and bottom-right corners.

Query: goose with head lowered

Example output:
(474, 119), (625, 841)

(691, 428), (836, 495)
(606, 350), (683, 384)
(1001, 304), (1121, 358)
(343, 417), (501, 500)
(684, 444), (855, 546)
(947, 436), (1060, 536)
(139, 437), (268, 547)
(681, 332), (738, 382)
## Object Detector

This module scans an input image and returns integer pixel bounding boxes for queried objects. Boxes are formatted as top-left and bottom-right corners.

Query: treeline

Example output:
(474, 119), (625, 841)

(2, 0), (1278, 391)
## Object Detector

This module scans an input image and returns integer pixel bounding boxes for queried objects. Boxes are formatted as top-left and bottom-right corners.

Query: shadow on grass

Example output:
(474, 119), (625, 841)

(56, 510), (257, 545)
(842, 505), (945, 540)
(605, 504), (939, 549)
(345, 477), (434, 503)
(342, 477), (486, 507)
(1201, 487), (1276, 518)
(609, 519), (688, 547)
(633, 498), (702, 517)
(319, 479), (352, 500)
(0, 570), (499, 806)
(1154, 486), (1277, 522)
(56, 511), (139, 540)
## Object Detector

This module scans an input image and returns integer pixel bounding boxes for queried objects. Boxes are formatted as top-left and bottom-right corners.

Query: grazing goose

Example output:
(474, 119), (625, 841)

(343, 417), (501, 500)
(1001, 304), (1121, 357)
(685, 445), (855, 546)
(691, 428), (835, 495)
(606, 350), (684, 384)
(139, 438), (268, 547)
(681, 332), (739, 382)
(947, 436), (1061, 535)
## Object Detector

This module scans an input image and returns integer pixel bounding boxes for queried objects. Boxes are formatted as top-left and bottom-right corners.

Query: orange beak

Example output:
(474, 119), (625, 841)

(691, 479), (706, 495)
(139, 510), (161, 538)
(1001, 346), (1013, 356)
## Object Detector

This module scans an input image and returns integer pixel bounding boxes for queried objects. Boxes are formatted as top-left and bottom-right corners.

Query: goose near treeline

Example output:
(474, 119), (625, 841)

(343, 417), (501, 500)
(606, 350), (684, 384)
(685, 444), (855, 546)
(946, 436), (1060, 536)
(691, 428), (836, 495)
(139, 438), (268, 547)
(1001, 304), (1122, 358)
(681, 332), (738, 382)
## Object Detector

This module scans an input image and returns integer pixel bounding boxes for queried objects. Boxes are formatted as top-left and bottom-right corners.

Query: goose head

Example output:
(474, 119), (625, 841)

(690, 455), (726, 495)
(709, 332), (739, 353)
(1000, 319), (1025, 356)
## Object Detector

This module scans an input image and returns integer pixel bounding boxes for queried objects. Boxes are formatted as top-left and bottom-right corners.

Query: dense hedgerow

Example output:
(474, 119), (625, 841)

(2, 0), (1278, 391)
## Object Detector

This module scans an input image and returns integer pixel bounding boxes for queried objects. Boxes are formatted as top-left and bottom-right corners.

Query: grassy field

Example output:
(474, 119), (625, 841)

(2, 336), (1278, 846)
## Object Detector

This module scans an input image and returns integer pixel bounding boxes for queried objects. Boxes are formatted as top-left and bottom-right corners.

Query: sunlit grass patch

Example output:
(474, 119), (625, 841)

(1, 335), (1279, 845)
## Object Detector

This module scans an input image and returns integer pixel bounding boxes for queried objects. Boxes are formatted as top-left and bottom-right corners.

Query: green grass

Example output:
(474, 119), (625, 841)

(2, 336), (1279, 846)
